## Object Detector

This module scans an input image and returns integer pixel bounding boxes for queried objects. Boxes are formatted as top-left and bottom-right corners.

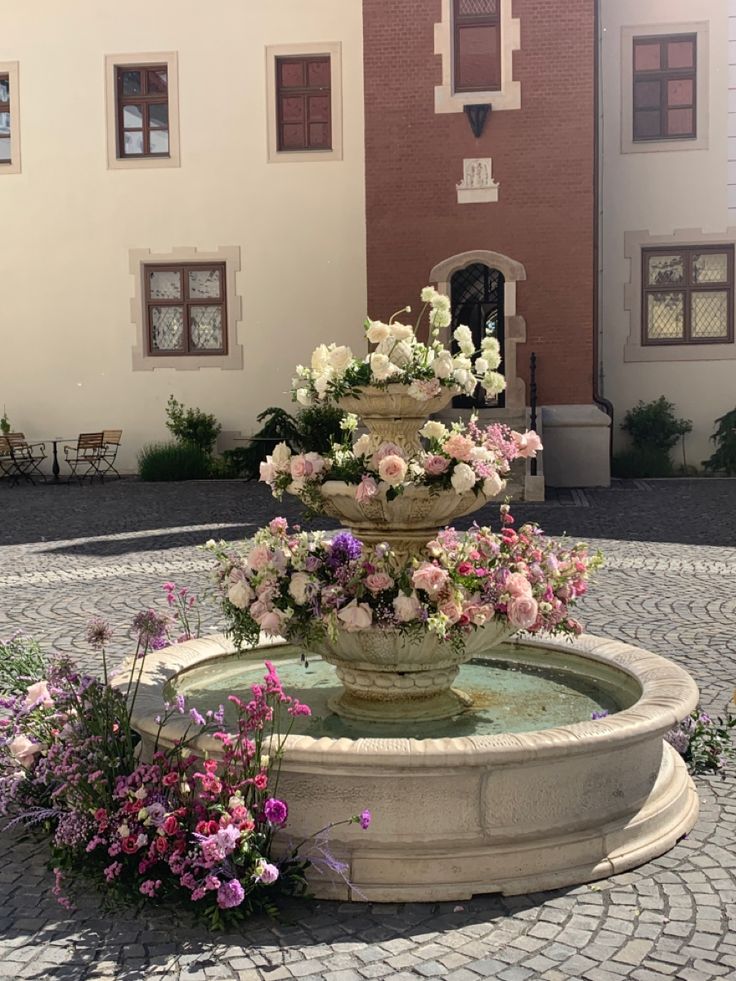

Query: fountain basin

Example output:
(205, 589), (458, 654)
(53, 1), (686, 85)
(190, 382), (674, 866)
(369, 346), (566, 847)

(126, 632), (699, 901)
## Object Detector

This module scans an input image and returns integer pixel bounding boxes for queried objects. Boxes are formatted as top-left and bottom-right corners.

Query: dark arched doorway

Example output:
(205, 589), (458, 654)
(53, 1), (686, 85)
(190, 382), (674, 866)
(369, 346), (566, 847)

(450, 263), (505, 409)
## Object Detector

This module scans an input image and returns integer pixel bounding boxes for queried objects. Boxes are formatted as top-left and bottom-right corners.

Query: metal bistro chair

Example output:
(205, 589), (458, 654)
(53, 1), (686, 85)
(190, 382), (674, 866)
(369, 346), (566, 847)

(98, 429), (123, 480)
(63, 432), (104, 483)
(1, 433), (47, 484)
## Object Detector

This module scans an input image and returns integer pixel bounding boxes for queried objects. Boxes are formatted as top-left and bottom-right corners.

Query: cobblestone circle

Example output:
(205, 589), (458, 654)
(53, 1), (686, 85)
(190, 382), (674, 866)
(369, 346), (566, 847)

(0, 478), (734, 981)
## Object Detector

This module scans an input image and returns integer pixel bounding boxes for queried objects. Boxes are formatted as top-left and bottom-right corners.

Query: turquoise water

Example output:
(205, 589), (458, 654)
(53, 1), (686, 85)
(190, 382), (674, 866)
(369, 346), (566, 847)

(173, 643), (639, 741)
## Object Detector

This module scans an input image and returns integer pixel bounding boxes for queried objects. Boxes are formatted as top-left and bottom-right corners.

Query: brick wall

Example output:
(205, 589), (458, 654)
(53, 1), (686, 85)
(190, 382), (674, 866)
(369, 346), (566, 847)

(362, 0), (596, 404)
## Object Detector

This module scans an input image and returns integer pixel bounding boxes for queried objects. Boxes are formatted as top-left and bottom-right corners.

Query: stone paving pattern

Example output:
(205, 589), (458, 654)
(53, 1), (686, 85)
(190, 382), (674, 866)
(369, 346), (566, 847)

(0, 478), (734, 981)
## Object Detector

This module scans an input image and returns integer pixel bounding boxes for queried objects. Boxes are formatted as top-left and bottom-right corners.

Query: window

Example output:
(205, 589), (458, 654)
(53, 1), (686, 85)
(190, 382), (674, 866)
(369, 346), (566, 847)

(453, 0), (501, 93)
(642, 247), (733, 345)
(0, 74), (10, 164)
(633, 34), (696, 142)
(116, 65), (169, 157)
(275, 56), (331, 151)
(144, 263), (227, 356)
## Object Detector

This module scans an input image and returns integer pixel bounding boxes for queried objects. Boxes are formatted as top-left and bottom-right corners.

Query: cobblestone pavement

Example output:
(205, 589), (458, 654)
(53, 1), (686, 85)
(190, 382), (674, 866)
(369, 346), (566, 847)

(0, 478), (734, 981)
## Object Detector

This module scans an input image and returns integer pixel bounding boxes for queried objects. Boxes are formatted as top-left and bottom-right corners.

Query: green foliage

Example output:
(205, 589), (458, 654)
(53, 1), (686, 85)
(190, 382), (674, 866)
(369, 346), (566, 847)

(137, 441), (212, 481)
(620, 396), (692, 453)
(611, 447), (674, 479)
(0, 407), (10, 435)
(0, 633), (46, 694)
(702, 408), (736, 475)
(165, 395), (222, 455)
(296, 404), (347, 455)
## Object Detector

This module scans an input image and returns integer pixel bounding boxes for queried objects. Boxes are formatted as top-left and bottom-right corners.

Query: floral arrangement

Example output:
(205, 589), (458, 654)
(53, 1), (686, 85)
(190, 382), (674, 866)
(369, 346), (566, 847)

(291, 286), (506, 405)
(665, 707), (736, 776)
(259, 414), (542, 513)
(0, 594), (370, 928)
(209, 509), (601, 653)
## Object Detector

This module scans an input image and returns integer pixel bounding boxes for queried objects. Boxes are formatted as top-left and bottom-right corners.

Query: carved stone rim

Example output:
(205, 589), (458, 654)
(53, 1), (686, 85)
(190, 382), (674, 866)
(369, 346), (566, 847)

(123, 632), (699, 768)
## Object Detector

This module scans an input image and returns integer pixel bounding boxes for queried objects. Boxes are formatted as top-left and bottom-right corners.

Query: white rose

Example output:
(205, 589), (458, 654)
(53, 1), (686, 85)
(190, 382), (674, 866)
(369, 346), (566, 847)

(389, 322), (414, 341)
(388, 339), (413, 367)
(353, 433), (371, 457)
(288, 572), (312, 605)
(311, 344), (331, 374)
(271, 443), (292, 469)
(295, 387), (312, 406)
(483, 371), (507, 396)
(421, 286), (439, 303)
(483, 473), (505, 498)
(228, 580), (254, 609)
(329, 345), (353, 375)
(337, 600), (373, 632)
(393, 592), (423, 623)
(370, 352), (397, 381)
(366, 320), (392, 344)
(432, 351), (454, 379)
(474, 357), (489, 376)
(314, 374), (330, 397)
(451, 462), (477, 494)
(470, 445), (492, 462)
(420, 420), (448, 441)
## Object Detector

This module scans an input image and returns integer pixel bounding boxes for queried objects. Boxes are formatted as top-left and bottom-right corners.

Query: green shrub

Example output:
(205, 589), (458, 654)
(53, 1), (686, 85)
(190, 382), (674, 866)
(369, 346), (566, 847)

(621, 396), (692, 452)
(165, 395), (222, 455)
(0, 633), (46, 695)
(297, 404), (347, 455)
(138, 441), (212, 481)
(702, 408), (736, 475)
(611, 447), (674, 479)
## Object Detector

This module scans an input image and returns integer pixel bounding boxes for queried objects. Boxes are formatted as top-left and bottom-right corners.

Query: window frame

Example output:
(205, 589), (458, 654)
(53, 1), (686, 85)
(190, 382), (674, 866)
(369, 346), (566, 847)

(632, 33), (697, 143)
(641, 245), (734, 347)
(0, 72), (10, 165)
(452, 0), (502, 94)
(275, 55), (332, 153)
(143, 261), (229, 358)
(105, 53), (180, 170)
(115, 64), (170, 159)
(0, 61), (20, 174)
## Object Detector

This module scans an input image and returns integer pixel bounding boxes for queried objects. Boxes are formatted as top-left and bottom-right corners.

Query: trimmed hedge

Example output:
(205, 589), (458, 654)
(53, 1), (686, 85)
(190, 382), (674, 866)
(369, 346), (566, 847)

(138, 442), (212, 482)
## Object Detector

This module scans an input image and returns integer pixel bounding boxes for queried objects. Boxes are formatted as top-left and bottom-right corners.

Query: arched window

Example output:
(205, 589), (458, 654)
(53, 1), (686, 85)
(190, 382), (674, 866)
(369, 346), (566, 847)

(450, 263), (505, 408)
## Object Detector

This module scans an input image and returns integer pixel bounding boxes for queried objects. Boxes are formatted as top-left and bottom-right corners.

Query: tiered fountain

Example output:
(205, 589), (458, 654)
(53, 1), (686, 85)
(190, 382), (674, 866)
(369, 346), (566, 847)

(130, 293), (699, 901)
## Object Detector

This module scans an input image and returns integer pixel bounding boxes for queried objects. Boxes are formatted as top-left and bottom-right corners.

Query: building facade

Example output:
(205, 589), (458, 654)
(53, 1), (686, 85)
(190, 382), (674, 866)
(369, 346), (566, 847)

(599, 0), (733, 469)
(0, 0), (366, 473)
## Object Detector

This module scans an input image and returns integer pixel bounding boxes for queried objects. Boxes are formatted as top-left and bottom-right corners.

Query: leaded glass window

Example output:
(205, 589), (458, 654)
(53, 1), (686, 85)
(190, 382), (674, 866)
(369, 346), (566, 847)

(642, 247), (733, 345)
(0, 74), (10, 164)
(144, 263), (227, 356)
(116, 65), (169, 158)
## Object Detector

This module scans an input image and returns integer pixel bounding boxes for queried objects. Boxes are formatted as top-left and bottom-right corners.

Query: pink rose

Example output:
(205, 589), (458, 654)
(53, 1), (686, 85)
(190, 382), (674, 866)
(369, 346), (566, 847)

(337, 600), (373, 632)
(439, 598), (463, 623)
(508, 595), (539, 630)
(259, 460), (276, 485)
(505, 573), (533, 598)
(412, 563), (449, 597)
(258, 611), (285, 636)
(269, 518), (288, 534)
(8, 734), (42, 769)
(227, 581), (254, 609)
(512, 430), (543, 458)
(424, 454), (450, 476)
(290, 455), (314, 481)
(246, 544), (271, 572)
(355, 476), (378, 503)
(393, 592), (423, 622)
(442, 433), (474, 461)
(24, 681), (53, 709)
(304, 452), (326, 475)
(378, 454), (408, 486)
(372, 442), (405, 464)
(365, 572), (394, 593)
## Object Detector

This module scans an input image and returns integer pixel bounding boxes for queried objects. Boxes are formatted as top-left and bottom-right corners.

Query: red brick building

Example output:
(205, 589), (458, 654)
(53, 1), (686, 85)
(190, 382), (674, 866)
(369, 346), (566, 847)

(362, 0), (610, 486)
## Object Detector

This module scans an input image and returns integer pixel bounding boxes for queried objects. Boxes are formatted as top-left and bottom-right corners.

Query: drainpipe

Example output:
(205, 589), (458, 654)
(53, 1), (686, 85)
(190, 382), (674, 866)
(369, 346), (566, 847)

(593, 0), (614, 458)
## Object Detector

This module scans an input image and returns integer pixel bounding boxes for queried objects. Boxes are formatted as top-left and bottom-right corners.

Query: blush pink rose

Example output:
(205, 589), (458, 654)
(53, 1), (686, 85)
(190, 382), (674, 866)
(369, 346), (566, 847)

(24, 681), (53, 709)
(355, 475), (378, 503)
(512, 430), (543, 458)
(246, 544), (272, 572)
(290, 455), (314, 481)
(365, 572), (394, 593)
(439, 598), (463, 624)
(505, 573), (533, 598)
(8, 734), (42, 769)
(442, 433), (474, 461)
(412, 563), (449, 597)
(508, 595), (539, 630)
(259, 460), (276, 485)
(393, 592), (423, 622)
(337, 601), (373, 632)
(424, 455), (450, 476)
(378, 454), (408, 486)
(373, 442), (405, 464)
(258, 611), (285, 636)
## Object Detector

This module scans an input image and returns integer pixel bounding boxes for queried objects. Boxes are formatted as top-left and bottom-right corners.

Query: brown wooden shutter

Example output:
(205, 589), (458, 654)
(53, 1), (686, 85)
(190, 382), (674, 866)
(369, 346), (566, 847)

(276, 56), (332, 151)
(453, 0), (502, 93)
(633, 35), (696, 142)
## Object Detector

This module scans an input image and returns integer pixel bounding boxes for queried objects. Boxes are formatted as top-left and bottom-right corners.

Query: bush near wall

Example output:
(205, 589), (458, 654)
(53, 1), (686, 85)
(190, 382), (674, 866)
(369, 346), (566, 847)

(138, 442), (212, 482)
(613, 397), (692, 478)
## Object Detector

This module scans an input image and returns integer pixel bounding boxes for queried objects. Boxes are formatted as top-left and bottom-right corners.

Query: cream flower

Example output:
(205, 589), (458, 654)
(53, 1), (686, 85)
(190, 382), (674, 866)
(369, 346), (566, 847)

(337, 600), (373, 632)
(370, 352), (398, 381)
(227, 581), (254, 610)
(389, 322), (414, 341)
(432, 351), (454, 379)
(483, 473), (505, 498)
(483, 371), (507, 396)
(366, 320), (392, 344)
(328, 345), (353, 374)
(421, 286), (439, 303)
(393, 592), (423, 623)
(378, 454), (408, 486)
(420, 420), (448, 441)
(352, 433), (371, 457)
(450, 462), (477, 494)
(311, 344), (331, 375)
(288, 572), (312, 605)
(271, 442), (292, 469)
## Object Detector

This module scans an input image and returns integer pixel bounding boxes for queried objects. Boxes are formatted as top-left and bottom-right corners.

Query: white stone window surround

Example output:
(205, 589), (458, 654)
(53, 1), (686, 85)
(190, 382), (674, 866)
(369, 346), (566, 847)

(620, 22), (709, 155)
(105, 52), (181, 170)
(130, 246), (243, 371)
(0, 61), (21, 175)
(429, 249), (527, 412)
(434, 0), (521, 115)
(623, 228), (736, 362)
(265, 42), (343, 163)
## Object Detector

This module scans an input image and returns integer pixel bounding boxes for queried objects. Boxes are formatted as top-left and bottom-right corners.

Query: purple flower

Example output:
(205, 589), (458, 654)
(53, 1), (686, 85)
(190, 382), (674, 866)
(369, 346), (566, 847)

(217, 878), (245, 908)
(254, 862), (279, 885)
(359, 809), (372, 830)
(86, 617), (112, 649)
(326, 532), (362, 569)
(189, 707), (206, 726)
(263, 797), (288, 826)
(174, 694), (186, 714)
(590, 710), (609, 720)
(132, 610), (170, 644)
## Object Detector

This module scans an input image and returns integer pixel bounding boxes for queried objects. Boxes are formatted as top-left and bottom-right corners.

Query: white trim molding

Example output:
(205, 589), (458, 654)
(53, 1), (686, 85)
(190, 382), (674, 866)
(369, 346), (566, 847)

(620, 22), (709, 155)
(130, 246), (243, 371)
(105, 52), (181, 170)
(434, 0), (521, 115)
(623, 227), (736, 362)
(0, 61), (21, 175)
(429, 250), (527, 411)
(265, 42), (343, 163)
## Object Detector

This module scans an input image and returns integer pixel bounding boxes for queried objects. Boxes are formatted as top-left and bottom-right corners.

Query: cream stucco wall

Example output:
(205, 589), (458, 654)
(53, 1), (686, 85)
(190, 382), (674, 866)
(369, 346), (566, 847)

(0, 0), (366, 473)
(600, 0), (733, 468)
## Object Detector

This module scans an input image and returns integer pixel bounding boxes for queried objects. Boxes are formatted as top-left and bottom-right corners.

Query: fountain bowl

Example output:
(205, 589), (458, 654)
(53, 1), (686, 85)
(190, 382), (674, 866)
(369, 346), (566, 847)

(125, 631), (699, 902)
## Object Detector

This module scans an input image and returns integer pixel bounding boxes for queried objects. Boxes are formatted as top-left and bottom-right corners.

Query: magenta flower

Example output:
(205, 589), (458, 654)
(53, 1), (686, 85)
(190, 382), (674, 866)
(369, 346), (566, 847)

(263, 798), (288, 826)
(217, 878), (245, 908)
(359, 809), (372, 830)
